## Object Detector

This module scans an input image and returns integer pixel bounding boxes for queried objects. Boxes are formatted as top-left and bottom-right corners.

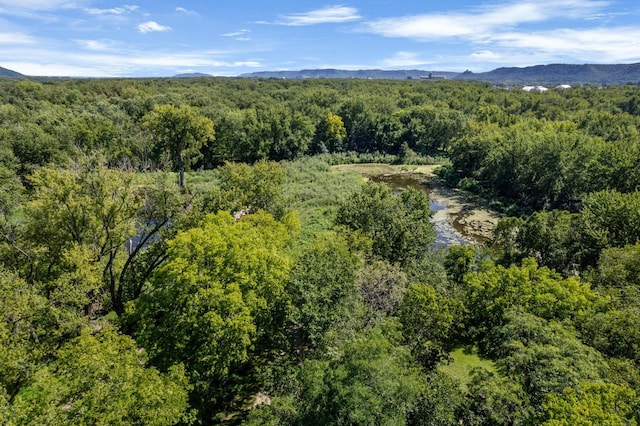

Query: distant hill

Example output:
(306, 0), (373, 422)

(240, 64), (640, 85)
(240, 69), (459, 80)
(174, 72), (213, 78)
(454, 63), (640, 85)
(0, 66), (24, 77)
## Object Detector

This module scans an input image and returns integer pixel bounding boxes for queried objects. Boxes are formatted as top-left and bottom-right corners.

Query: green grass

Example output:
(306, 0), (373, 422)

(282, 157), (364, 239)
(439, 346), (497, 390)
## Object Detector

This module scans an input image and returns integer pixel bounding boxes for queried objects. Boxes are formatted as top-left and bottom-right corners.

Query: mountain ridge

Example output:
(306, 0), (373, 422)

(3, 63), (640, 84)
(0, 66), (24, 77)
(454, 63), (640, 85)
(240, 63), (640, 85)
(239, 69), (458, 80)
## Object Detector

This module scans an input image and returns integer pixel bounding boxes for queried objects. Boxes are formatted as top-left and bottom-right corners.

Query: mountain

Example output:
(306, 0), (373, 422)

(454, 63), (640, 85)
(241, 64), (640, 85)
(174, 72), (213, 78)
(240, 69), (459, 80)
(0, 66), (24, 77)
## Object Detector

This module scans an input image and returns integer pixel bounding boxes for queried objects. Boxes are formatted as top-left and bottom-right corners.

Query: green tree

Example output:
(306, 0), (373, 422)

(408, 370), (466, 426)
(0, 267), (76, 397)
(298, 325), (426, 425)
(336, 182), (435, 265)
(492, 210), (576, 274)
(493, 311), (608, 412)
(314, 112), (347, 153)
(144, 104), (215, 188)
(573, 190), (640, 268)
(399, 283), (463, 368)
(19, 159), (184, 314)
(464, 369), (533, 425)
(203, 160), (286, 218)
(130, 211), (293, 421)
(10, 327), (189, 426)
(287, 233), (361, 350)
(0, 139), (21, 217)
(543, 382), (639, 426)
(398, 105), (467, 154)
(464, 258), (600, 341)
(256, 104), (314, 161)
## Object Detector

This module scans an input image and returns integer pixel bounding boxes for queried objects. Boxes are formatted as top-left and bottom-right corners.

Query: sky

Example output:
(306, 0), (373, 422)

(1, 0), (639, 77)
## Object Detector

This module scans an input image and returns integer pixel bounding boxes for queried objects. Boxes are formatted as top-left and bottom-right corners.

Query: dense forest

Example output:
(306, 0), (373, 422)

(1, 76), (640, 425)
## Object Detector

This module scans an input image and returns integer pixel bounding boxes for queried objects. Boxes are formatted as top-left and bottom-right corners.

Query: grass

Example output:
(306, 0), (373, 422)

(439, 346), (497, 390)
(281, 157), (364, 239)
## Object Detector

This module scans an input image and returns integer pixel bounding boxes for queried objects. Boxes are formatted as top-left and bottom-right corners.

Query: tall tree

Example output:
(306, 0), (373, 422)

(144, 104), (215, 188)
(336, 182), (435, 265)
(20, 158), (184, 314)
(130, 211), (294, 421)
(9, 327), (189, 425)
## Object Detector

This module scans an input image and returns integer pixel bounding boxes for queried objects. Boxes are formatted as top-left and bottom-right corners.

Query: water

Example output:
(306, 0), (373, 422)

(369, 173), (473, 247)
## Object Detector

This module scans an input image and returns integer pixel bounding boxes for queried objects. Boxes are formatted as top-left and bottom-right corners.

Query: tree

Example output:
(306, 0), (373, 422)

(0, 139), (21, 218)
(357, 259), (408, 326)
(9, 327), (189, 426)
(313, 112), (347, 153)
(464, 258), (600, 342)
(0, 267), (75, 397)
(464, 369), (533, 425)
(297, 325), (426, 425)
(256, 104), (314, 161)
(398, 105), (467, 154)
(287, 233), (362, 350)
(336, 182), (435, 265)
(130, 211), (293, 421)
(543, 382), (639, 425)
(492, 311), (608, 412)
(408, 370), (466, 426)
(18, 158), (184, 314)
(399, 283), (463, 368)
(492, 210), (576, 274)
(203, 160), (286, 218)
(144, 104), (215, 188)
(573, 190), (640, 268)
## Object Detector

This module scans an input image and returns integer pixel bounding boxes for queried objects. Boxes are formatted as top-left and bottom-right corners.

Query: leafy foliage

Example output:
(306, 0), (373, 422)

(130, 211), (293, 421)
(336, 182), (435, 265)
(10, 327), (189, 425)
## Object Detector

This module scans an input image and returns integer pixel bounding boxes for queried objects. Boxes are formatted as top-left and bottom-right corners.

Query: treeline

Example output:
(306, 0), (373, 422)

(2, 77), (640, 424)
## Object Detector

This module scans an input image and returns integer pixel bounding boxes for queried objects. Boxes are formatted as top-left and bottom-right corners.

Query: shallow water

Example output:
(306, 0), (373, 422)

(369, 173), (473, 247)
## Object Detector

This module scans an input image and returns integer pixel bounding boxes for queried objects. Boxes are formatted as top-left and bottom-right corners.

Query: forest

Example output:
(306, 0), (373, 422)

(1, 76), (640, 425)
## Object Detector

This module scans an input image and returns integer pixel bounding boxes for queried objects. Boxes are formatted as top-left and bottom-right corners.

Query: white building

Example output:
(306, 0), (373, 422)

(522, 85), (549, 93)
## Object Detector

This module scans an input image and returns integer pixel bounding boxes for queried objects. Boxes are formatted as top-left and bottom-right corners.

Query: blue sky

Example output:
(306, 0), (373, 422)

(1, 0), (639, 77)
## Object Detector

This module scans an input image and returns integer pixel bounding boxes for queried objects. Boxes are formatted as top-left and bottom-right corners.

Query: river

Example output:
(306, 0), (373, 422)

(366, 169), (500, 247)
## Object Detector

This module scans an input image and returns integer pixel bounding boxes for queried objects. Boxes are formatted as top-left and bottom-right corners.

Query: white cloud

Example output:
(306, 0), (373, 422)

(176, 6), (197, 15)
(491, 27), (640, 63)
(0, 32), (36, 44)
(276, 5), (361, 26)
(222, 29), (251, 41)
(222, 29), (250, 37)
(0, 42), (263, 77)
(364, 0), (611, 41)
(379, 51), (430, 68)
(85, 5), (139, 15)
(470, 50), (502, 60)
(137, 21), (171, 33)
(74, 39), (121, 51)
(0, 0), (81, 10)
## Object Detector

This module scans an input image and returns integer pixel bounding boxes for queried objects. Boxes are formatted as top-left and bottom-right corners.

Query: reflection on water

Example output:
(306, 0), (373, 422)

(369, 173), (472, 247)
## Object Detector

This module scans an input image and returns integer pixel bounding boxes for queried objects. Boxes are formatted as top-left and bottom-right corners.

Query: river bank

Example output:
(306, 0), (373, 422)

(332, 164), (501, 245)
